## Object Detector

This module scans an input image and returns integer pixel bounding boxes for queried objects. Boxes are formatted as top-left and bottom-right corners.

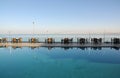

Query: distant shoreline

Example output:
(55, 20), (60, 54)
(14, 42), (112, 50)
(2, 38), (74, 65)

(0, 33), (120, 35)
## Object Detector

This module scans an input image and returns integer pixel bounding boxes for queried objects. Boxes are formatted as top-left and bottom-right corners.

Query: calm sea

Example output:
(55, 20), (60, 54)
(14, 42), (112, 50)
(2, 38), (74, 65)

(0, 47), (120, 78)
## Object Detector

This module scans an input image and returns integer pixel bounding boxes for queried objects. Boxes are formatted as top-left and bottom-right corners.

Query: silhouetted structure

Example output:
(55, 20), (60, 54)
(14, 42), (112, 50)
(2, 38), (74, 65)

(0, 38), (8, 43)
(29, 38), (39, 43)
(61, 38), (73, 44)
(111, 38), (120, 44)
(0, 38), (2, 43)
(12, 38), (22, 43)
(91, 38), (102, 44)
(45, 38), (55, 44)
(18, 38), (22, 43)
(77, 38), (88, 44)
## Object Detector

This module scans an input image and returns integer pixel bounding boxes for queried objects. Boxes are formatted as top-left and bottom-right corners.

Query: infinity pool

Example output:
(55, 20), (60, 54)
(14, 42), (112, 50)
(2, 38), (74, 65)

(0, 47), (120, 78)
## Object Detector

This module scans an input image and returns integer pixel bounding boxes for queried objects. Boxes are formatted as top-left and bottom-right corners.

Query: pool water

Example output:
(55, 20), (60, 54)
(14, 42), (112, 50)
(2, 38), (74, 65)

(0, 47), (120, 78)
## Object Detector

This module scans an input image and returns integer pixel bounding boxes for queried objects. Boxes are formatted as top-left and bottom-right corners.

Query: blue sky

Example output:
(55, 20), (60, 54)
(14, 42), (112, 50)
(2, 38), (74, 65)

(0, 0), (120, 34)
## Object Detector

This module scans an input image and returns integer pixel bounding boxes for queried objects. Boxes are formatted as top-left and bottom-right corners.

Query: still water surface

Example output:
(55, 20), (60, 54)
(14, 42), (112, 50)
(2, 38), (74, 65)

(0, 47), (120, 78)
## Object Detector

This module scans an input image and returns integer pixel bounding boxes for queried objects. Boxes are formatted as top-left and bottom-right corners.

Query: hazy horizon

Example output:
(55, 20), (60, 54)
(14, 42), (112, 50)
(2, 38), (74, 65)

(0, 0), (120, 34)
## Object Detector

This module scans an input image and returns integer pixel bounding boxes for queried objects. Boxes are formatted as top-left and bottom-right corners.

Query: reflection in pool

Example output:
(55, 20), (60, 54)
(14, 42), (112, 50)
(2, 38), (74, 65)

(0, 47), (120, 78)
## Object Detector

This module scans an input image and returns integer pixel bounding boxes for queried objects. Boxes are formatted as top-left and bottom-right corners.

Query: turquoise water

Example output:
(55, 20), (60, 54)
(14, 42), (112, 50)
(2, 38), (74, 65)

(0, 47), (120, 78)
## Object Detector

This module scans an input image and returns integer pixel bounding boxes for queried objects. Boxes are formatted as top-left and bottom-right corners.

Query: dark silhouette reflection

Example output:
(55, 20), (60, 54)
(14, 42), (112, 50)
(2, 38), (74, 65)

(12, 46), (22, 49)
(91, 47), (102, 50)
(111, 47), (120, 50)
(77, 47), (87, 50)
(29, 46), (39, 49)
(0, 46), (7, 48)
(61, 47), (73, 50)
(0, 46), (119, 51)
(0, 45), (8, 48)
(47, 47), (54, 50)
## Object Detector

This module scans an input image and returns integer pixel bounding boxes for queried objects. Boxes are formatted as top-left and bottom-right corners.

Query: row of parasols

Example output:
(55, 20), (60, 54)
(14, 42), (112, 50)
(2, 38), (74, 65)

(0, 38), (120, 44)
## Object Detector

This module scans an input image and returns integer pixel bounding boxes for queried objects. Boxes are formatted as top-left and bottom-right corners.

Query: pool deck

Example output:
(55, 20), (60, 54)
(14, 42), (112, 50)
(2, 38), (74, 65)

(0, 43), (120, 48)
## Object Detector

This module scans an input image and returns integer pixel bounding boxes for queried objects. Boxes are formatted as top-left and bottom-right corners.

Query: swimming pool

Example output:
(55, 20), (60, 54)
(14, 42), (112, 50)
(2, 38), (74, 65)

(0, 47), (120, 78)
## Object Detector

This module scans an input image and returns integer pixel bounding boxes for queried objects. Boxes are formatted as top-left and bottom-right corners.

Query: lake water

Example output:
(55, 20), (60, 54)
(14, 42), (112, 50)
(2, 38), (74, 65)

(0, 47), (120, 78)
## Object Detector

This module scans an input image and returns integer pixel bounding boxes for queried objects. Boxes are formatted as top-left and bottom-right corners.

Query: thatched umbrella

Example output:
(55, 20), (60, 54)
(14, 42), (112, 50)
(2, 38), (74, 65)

(91, 38), (102, 44)
(2, 38), (7, 43)
(12, 38), (17, 43)
(45, 38), (55, 44)
(77, 38), (86, 44)
(18, 38), (22, 43)
(29, 38), (39, 43)
(111, 38), (120, 44)
(61, 38), (73, 44)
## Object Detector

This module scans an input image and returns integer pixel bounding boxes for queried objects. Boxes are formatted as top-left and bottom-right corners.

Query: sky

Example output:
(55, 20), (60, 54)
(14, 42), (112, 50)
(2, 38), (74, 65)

(0, 0), (120, 34)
